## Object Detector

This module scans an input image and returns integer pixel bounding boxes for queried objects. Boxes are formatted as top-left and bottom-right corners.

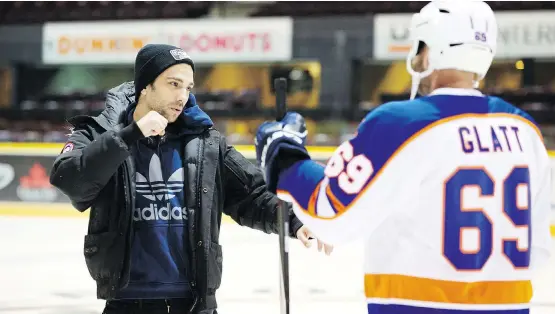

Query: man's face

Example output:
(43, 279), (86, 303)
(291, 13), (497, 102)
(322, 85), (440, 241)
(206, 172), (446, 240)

(143, 63), (194, 123)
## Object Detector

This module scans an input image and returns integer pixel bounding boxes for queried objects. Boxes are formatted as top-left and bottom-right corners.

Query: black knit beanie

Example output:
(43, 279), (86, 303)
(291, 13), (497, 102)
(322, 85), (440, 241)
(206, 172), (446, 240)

(134, 44), (195, 100)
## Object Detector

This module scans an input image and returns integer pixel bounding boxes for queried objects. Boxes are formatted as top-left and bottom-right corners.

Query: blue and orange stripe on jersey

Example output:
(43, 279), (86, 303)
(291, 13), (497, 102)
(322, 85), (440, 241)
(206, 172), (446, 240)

(364, 274), (531, 304)
(364, 274), (531, 314)
(367, 304), (529, 314)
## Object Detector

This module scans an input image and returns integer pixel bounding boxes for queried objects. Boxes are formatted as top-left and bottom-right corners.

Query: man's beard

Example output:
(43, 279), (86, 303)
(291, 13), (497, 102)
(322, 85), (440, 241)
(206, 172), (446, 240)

(161, 110), (177, 122)
(150, 104), (171, 121)
(150, 101), (182, 123)
(163, 108), (180, 123)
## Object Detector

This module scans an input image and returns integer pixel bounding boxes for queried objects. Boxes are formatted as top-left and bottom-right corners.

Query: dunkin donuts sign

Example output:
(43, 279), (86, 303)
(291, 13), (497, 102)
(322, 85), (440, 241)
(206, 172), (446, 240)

(42, 17), (293, 64)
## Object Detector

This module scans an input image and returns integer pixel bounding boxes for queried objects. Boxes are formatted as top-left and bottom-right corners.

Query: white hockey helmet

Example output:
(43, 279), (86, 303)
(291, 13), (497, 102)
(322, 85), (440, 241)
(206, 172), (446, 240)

(406, 1), (498, 99)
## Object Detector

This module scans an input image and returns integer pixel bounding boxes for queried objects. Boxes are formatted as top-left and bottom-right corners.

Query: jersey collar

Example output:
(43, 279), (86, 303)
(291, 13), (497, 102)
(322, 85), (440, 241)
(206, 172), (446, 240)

(430, 88), (484, 97)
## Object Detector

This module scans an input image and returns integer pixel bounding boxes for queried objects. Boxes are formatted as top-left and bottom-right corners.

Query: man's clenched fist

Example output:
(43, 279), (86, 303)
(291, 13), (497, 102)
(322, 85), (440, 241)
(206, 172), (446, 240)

(137, 111), (168, 137)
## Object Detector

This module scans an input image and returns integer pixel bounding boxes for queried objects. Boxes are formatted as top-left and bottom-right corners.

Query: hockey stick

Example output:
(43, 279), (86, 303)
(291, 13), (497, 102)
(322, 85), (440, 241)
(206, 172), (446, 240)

(274, 77), (290, 314)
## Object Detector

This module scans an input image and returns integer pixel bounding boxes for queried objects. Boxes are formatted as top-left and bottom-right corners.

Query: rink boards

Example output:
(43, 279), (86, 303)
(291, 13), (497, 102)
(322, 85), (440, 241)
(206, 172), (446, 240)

(0, 142), (554, 236)
(0, 143), (333, 219)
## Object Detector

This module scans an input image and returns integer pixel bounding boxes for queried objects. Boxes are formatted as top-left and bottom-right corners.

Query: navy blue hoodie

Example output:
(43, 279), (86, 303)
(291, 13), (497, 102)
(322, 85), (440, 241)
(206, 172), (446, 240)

(117, 94), (213, 299)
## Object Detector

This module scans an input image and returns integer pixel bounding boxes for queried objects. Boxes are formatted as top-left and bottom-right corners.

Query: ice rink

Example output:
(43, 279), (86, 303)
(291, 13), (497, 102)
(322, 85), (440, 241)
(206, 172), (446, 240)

(1, 216), (554, 314)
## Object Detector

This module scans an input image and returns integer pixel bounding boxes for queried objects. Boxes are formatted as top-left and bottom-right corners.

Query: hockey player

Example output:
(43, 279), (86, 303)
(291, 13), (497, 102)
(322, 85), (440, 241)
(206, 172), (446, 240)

(255, 1), (552, 313)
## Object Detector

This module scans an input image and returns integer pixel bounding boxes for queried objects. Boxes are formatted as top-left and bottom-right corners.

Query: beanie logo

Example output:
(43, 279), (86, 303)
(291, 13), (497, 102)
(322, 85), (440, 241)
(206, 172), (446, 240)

(170, 49), (189, 61)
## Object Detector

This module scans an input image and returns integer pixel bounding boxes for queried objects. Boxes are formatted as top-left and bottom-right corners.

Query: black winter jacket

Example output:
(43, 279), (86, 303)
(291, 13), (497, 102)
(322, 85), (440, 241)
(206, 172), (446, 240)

(49, 82), (303, 314)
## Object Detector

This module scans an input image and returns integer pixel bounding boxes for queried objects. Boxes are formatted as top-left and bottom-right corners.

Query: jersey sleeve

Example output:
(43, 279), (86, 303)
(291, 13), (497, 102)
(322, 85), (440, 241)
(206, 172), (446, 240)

(277, 104), (422, 245)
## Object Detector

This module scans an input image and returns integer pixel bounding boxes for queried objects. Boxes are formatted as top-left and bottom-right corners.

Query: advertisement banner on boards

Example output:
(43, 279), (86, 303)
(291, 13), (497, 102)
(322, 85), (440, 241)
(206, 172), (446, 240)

(42, 17), (293, 65)
(0, 149), (554, 231)
(0, 155), (69, 203)
(0, 153), (263, 204)
(373, 11), (555, 60)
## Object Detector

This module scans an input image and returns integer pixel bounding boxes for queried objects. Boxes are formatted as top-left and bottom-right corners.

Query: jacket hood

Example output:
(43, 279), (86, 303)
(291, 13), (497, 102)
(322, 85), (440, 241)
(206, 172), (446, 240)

(89, 81), (213, 133)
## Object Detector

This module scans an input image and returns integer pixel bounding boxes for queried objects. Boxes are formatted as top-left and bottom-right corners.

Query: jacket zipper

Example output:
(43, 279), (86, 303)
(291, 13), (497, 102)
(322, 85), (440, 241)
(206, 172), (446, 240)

(119, 158), (134, 291)
(189, 131), (206, 313)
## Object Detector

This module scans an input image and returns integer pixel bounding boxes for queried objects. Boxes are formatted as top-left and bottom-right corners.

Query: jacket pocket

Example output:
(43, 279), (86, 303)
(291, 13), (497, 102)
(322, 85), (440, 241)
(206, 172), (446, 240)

(83, 231), (118, 281)
(207, 242), (223, 290)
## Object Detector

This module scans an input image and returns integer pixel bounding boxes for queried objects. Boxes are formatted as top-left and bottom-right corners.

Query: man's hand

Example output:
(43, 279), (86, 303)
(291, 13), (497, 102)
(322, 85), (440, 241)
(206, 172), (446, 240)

(296, 225), (333, 256)
(137, 111), (168, 137)
(255, 112), (310, 193)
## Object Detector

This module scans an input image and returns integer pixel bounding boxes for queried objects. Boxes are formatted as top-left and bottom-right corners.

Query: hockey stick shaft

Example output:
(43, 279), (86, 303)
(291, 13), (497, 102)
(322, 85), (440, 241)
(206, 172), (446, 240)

(274, 77), (290, 314)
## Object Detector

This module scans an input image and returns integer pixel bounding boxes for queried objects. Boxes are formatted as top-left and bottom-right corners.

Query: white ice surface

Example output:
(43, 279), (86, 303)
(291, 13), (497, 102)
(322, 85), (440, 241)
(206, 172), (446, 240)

(0, 217), (553, 314)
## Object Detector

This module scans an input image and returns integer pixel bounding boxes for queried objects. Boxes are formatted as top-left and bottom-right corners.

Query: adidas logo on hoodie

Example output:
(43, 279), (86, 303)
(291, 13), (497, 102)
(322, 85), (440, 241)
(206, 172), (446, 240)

(134, 154), (187, 222)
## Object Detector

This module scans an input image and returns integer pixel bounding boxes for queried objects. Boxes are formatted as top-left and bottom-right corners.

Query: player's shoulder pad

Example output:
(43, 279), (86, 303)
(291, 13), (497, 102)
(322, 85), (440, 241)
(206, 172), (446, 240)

(487, 96), (538, 128)
(357, 98), (439, 138)
(348, 99), (441, 177)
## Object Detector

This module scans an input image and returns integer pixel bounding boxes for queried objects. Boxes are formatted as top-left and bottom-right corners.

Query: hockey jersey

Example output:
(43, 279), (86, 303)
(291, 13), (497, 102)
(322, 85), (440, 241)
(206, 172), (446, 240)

(276, 88), (552, 314)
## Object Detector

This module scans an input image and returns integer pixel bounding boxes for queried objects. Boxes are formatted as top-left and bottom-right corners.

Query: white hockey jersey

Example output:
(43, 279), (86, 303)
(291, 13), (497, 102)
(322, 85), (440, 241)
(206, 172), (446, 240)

(277, 88), (552, 314)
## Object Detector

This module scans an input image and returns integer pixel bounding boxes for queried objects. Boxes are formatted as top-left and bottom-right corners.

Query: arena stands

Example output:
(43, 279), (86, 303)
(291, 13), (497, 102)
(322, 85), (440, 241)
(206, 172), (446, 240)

(0, 1), (213, 24)
(251, 1), (555, 16)
(0, 1), (554, 148)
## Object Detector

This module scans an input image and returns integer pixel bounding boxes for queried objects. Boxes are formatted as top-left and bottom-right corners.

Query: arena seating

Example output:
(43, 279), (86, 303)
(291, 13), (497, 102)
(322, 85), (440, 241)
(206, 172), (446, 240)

(251, 1), (555, 17)
(0, 1), (212, 24)
(2, 1), (554, 24)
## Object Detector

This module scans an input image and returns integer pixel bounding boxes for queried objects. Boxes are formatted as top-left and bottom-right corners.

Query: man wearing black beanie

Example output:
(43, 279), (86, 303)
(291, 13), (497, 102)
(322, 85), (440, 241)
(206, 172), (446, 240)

(50, 43), (332, 314)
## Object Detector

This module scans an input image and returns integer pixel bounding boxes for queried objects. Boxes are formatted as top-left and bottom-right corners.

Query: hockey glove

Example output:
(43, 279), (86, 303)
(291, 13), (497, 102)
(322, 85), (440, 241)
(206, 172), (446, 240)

(255, 112), (310, 193)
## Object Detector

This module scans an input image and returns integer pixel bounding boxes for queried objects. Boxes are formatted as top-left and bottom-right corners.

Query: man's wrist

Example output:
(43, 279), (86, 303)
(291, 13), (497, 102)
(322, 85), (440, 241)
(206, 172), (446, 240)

(118, 121), (145, 147)
(288, 208), (304, 238)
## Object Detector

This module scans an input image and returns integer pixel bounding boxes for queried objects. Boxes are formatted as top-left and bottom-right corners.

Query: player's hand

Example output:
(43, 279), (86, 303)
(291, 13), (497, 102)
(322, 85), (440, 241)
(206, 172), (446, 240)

(137, 111), (168, 137)
(255, 112), (310, 193)
(296, 225), (333, 256)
